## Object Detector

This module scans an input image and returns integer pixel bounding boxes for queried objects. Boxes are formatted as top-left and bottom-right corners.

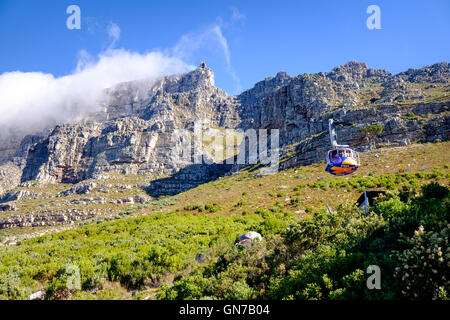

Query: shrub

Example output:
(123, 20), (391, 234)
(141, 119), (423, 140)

(394, 225), (449, 299)
(235, 200), (246, 207)
(360, 124), (383, 135)
(0, 268), (27, 299)
(422, 182), (449, 199)
(255, 208), (269, 215)
(223, 281), (255, 300)
(206, 204), (221, 213)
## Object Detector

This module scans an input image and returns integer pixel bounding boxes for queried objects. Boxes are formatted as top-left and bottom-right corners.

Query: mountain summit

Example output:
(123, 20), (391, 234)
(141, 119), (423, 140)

(0, 61), (448, 193)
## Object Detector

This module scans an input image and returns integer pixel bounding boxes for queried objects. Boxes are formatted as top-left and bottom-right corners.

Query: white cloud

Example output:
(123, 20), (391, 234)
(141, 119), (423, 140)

(230, 7), (246, 25)
(0, 49), (191, 139)
(107, 22), (121, 48)
(210, 26), (242, 93)
(173, 24), (242, 93)
(75, 49), (93, 72)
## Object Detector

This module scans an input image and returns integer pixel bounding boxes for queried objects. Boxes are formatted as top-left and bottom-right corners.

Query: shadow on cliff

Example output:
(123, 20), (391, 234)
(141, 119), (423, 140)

(143, 162), (236, 198)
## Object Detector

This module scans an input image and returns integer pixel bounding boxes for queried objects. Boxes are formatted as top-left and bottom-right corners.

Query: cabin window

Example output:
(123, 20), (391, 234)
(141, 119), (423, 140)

(329, 150), (338, 160)
(330, 149), (355, 159)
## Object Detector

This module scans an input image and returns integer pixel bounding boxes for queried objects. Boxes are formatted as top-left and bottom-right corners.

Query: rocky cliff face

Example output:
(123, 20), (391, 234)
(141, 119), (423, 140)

(0, 163), (22, 197)
(2, 61), (449, 194)
(237, 62), (449, 168)
(239, 62), (448, 145)
(20, 63), (242, 184)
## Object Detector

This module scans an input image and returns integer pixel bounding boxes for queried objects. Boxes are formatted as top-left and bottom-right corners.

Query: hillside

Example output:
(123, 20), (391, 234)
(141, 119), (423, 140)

(0, 142), (448, 300)
(0, 61), (449, 300)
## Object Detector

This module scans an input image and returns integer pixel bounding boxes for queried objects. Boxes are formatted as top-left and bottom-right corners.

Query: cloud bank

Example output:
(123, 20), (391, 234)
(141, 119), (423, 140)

(0, 9), (244, 143)
(0, 50), (191, 139)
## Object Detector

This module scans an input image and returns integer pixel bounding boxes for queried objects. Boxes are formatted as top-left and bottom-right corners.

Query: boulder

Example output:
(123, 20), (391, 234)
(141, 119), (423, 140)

(28, 290), (45, 300)
(239, 231), (263, 242)
(195, 253), (207, 263)
(237, 239), (253, 249)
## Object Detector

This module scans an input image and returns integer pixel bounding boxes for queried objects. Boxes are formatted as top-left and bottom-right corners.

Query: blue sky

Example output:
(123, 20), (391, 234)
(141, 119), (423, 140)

(0, 0), (449, 94)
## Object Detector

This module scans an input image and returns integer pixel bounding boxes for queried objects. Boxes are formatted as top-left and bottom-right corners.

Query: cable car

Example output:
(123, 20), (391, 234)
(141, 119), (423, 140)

(325, 119), (360, 176)
(325, 147), (360, 175)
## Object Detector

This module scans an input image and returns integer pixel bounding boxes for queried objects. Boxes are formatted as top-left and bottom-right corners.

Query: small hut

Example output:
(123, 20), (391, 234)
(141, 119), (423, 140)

(356, 190), (386, 213)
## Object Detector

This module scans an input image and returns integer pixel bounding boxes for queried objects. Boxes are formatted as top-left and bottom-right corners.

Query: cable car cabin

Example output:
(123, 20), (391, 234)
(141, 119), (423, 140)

(325, 147), (360, 176)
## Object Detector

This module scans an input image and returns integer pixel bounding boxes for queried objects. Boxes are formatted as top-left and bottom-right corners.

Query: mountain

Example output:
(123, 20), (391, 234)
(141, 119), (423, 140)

(0, 61), (449, 197)
(0, 61), (448, 301)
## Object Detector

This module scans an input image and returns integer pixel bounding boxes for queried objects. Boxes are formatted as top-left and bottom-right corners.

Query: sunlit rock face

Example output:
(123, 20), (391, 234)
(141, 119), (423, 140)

(0, 163), (22, 198)
(19, 62), (242, 184)
(0, 61), (447, 189)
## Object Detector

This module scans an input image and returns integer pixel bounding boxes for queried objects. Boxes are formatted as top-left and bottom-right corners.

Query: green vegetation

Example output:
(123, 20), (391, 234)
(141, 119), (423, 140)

(403, 113), (423, 121)
(360, 125), (383, 149)
(0, 142), (448, 300)
(0, 212), (269, 299)
(360, 125), (383, 135)
(183, 203), (223, 213)
(294, 170), (446, 193)
(159, 182), (449, 300)
(1, 181), (447, 300)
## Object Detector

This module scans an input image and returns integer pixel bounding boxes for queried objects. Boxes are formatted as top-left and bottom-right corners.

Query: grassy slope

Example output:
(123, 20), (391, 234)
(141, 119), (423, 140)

(0, 142), (449, 300)
(164, 142), (449, 217)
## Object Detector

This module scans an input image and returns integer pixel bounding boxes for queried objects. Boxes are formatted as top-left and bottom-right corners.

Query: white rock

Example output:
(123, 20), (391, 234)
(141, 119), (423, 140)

(239, 231), (263, 242)
(28, 290), (45, 300)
